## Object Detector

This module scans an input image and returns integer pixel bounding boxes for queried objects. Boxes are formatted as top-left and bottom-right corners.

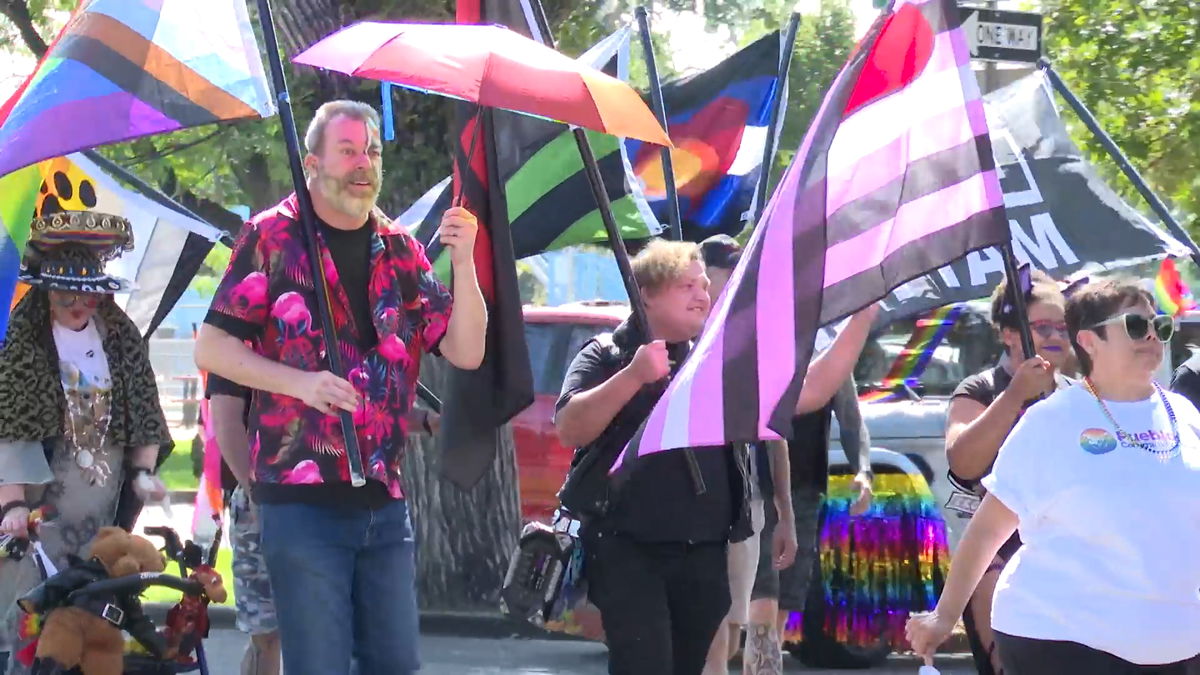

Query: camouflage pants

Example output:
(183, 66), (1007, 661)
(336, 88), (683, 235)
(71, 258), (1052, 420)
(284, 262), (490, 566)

(230, 486), (278, 635)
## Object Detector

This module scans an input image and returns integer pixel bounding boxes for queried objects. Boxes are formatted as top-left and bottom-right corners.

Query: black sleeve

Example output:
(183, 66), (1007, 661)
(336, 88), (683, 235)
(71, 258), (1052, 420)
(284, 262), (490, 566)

(555, 341), (615, 414)
(1171, 364), (1200, 409)
(205, 373), (249, 400)
(203, 310), (262, 342)
(951, 372), (994, 407)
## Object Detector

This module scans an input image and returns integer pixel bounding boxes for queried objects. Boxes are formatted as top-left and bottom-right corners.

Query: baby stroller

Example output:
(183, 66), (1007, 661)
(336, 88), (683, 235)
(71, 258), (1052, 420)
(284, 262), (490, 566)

(14, 523), (223, 675)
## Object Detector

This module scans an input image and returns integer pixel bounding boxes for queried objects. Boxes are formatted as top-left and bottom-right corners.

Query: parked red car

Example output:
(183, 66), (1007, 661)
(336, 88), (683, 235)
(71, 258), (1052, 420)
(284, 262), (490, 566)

(513, 301), (626, 523)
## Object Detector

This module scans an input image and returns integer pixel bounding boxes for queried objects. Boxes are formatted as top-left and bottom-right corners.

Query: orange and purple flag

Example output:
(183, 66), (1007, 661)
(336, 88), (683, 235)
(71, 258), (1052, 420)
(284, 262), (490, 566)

(0, 0), (274, 180)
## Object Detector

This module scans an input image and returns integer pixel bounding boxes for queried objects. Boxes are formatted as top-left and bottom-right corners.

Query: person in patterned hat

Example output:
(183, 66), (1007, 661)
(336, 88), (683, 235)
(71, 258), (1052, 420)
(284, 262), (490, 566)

(0, 210), (171, 674)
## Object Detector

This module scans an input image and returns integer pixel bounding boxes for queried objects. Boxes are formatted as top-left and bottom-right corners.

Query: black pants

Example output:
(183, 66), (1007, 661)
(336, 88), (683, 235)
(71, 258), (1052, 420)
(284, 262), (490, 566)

(995, 632), (1200, 675)
(583, 530), (730, 675)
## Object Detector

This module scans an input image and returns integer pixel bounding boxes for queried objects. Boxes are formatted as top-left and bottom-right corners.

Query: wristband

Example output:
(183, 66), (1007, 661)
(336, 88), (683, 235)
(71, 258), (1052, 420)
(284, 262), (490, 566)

(0, 501), (29, 520)
(421, 411), (433, 435)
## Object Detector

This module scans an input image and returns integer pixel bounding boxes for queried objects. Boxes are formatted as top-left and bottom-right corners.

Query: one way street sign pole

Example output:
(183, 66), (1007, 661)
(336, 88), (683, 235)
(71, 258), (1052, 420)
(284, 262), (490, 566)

(959, 5), (1043, 63)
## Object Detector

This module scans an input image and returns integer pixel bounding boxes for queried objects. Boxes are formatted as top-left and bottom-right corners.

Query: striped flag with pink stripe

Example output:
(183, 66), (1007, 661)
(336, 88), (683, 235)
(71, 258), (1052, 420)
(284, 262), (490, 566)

(614, 0), (1008, 467)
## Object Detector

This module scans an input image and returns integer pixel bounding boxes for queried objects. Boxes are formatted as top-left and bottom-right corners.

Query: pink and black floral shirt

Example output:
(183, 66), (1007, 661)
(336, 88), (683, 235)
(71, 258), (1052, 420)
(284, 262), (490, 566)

(205, 194), (452, 499)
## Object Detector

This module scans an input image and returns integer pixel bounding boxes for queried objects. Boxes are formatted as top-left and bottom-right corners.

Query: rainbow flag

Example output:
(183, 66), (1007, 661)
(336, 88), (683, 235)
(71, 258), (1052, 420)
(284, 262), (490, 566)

(0, 0), (274, 180)
(0, 166), (42, 322)
(859, 304), (964, 403)
(1154, 258), (1196, 317)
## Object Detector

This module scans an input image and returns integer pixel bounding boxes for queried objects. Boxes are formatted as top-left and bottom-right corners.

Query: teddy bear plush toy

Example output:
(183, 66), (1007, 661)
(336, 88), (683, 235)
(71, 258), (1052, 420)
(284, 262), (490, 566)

(18, 527), (167, 675)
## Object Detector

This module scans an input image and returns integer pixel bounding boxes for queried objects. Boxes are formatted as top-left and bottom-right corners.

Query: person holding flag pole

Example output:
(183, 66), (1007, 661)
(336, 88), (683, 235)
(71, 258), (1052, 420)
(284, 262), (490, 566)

(195, 3), (486, 674)
(908, 277), (1200, 672)
(941, 268), (1073, 674)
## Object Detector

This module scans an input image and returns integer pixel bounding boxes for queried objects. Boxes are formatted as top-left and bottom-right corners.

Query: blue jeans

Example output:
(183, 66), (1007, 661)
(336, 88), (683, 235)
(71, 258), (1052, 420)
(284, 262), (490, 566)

(259, 499), (420, 675)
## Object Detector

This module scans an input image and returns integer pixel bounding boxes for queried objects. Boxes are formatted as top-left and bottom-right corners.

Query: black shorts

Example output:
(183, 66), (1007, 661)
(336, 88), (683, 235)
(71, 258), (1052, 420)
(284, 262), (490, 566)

(994, 632), (1200, 675)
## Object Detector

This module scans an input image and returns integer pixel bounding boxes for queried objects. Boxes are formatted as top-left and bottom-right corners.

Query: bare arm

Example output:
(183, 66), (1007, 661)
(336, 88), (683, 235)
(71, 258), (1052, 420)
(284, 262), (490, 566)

(944, 394), (1022, 482)
(907, 493), (1018, 659)
(948, 357), (1054, 481)
(767, 440), (792, 524)
(435, 207), (486, 370)
(795, 305), (878, 414)
(211, 395), (252, 488)
(556, 340), (667, 449)
(130, 445), (161, 472)
(934, 494), (1017, 616)
(196, 325), (304, 397)
(439, 257), (486, 370)
(555, 367), (646, 449)
(766, 439), (798, 569)
(832, 377), (871, 473)
(195, 324), (359, 416)
(0, 484), (23, 504)
(0, 483), (28, 537)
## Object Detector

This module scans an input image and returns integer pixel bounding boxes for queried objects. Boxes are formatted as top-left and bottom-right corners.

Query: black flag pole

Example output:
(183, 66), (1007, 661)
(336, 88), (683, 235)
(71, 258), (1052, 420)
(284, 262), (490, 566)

(1000, 244), (1037, 360)
(750, 12), (801, 226)
(254, 0), (366, 486)
(528, 3), (647, 334)
(1038, 59), (1200, 267)
(531, 1), (705, 494)
(635, 6), (682, 242)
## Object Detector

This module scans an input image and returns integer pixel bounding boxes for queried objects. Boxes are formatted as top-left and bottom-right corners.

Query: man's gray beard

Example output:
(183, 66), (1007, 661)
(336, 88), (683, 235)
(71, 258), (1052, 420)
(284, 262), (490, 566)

(317, 174), (378, 220)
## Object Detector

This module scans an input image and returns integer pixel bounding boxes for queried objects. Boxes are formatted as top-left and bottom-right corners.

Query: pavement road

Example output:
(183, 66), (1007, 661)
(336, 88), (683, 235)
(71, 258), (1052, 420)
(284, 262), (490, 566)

(197, 629), (975, 674)
(145, 498), (975, 674)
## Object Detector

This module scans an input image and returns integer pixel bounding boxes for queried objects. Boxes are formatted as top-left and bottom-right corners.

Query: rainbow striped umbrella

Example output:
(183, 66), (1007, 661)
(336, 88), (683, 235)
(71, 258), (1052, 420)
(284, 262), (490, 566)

(293, 22), (671, 147)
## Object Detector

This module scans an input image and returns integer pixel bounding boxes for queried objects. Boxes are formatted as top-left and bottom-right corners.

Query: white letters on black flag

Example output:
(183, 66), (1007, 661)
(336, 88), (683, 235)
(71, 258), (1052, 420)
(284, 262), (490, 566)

(874, 71), (1188, 326)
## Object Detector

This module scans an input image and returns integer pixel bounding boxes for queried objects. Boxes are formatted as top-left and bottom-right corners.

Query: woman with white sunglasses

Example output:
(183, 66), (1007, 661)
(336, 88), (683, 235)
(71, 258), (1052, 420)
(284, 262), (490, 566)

(908, 278), (1200, 674)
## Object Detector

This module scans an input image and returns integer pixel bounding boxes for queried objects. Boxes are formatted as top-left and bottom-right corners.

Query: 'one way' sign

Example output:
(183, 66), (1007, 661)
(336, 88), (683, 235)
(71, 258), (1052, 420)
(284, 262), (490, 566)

(959, 6), (1043, 63)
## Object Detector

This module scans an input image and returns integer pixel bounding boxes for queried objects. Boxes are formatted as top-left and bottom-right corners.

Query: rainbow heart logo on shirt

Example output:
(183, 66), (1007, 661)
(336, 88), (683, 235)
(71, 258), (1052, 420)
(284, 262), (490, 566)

(1079, 428), (1118, 455)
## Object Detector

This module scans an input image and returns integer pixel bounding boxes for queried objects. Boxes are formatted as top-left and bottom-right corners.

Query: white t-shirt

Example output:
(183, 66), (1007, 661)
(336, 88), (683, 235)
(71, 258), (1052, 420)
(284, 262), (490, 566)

(53, 320), (111, 391)
(982, 384), (1200, 664)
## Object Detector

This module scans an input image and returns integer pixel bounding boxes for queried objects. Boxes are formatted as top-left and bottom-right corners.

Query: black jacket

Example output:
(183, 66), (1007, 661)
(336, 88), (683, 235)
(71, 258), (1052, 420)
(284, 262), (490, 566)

(1172, 353), (1200, 409)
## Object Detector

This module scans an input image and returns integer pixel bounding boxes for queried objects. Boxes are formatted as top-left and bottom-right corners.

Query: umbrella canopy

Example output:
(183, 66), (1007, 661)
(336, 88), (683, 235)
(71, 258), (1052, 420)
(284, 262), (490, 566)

(293, 22), (672, 147)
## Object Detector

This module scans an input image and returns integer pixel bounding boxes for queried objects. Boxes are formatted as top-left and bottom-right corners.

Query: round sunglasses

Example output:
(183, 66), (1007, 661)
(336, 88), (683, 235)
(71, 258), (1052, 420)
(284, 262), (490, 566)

(52, 292), (103, 309)
(1029, 319), (1069, 339)
(1088, 313), (1175, 343)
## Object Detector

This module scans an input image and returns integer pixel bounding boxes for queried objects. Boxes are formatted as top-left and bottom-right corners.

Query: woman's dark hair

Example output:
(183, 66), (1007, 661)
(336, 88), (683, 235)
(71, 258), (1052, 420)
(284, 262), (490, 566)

(989, 268), (1063, 331)
(1065, 278), (1154, 376)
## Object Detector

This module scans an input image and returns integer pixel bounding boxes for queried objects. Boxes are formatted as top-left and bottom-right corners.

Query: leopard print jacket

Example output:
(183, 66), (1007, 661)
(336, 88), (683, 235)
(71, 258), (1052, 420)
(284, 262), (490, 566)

(0, 290), (171, 450)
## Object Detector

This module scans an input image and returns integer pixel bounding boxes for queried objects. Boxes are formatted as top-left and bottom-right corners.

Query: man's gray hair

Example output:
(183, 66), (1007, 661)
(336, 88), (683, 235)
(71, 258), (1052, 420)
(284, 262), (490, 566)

(304, 100), (381, 155)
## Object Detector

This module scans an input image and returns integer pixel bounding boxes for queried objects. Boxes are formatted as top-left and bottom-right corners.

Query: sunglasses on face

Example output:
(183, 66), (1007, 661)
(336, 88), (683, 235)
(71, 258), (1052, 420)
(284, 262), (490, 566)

(52, 293), (102, 309)
(1029, 320), (1069, 340)
(1088, 313), (1174, 343)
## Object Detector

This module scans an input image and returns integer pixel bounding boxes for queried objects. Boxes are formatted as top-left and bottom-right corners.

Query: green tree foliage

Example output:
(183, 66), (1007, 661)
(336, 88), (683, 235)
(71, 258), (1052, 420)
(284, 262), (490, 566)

(745, 1), (857, 192)
(1043, 0), (1200, 235)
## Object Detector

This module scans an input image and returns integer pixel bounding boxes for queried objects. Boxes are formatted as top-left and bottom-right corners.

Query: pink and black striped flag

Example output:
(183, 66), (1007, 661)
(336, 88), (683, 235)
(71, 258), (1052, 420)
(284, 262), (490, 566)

(615, 0), (1009, 466)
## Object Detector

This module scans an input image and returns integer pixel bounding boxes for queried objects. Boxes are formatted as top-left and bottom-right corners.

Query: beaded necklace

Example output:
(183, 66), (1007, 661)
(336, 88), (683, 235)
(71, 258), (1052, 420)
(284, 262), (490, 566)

(1082, 378), (1179, 463)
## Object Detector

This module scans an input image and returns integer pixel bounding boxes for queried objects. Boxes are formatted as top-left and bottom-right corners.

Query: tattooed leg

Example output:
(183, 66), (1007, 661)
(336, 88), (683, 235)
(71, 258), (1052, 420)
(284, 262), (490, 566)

(742, 622), (783, 675)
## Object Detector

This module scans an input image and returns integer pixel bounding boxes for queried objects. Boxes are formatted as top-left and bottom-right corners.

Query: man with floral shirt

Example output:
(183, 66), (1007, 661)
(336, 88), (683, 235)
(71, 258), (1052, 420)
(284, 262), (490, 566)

(195, 100), (486, 675)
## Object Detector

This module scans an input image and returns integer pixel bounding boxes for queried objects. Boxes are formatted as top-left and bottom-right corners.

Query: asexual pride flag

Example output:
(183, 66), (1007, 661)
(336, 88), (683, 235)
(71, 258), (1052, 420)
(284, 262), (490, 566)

(616, 0), (1010, 466)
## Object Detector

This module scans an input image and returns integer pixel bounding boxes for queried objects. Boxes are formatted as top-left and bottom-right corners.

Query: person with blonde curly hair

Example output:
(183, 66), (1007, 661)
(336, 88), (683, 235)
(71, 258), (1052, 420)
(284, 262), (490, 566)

(556, 237), (877, 675)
